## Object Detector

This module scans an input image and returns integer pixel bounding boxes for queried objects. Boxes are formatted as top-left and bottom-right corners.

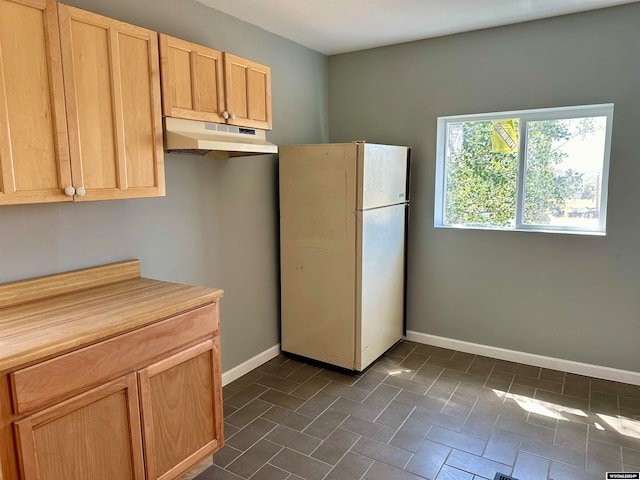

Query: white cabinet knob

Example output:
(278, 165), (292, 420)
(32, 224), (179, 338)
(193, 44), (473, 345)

(231, 112), (237, 120)
(64, 186), (76, 197)
(76, 186), (86, 197)
(223, 111), (230, 119)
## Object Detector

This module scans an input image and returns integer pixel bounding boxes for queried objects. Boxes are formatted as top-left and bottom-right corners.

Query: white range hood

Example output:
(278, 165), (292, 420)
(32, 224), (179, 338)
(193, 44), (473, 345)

(164, 117), (278, 158)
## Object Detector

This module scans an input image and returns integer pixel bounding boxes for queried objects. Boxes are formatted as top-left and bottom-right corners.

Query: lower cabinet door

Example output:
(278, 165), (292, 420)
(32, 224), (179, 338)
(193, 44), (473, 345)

(14, 374), (144, 480)
(138, 338), (223, 480)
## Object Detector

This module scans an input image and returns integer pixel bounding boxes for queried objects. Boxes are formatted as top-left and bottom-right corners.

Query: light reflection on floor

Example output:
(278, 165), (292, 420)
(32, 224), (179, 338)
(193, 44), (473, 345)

(494, 389), (640, 439)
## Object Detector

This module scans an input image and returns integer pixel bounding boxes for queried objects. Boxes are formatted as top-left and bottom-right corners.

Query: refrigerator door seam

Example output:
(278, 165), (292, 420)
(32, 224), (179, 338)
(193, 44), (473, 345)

(356, 202), (409, 212)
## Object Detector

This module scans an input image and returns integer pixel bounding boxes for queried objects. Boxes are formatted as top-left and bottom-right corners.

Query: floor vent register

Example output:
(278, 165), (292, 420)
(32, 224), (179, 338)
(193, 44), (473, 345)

(494, 474), (519, 480)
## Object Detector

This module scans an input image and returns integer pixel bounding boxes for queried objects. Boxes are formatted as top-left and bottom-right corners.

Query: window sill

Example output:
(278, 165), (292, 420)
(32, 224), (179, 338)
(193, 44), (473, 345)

(434, 224), (606, 236)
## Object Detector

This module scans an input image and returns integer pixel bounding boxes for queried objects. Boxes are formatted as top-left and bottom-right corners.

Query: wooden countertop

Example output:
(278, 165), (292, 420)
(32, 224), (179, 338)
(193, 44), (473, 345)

(0, 261), (223, 373)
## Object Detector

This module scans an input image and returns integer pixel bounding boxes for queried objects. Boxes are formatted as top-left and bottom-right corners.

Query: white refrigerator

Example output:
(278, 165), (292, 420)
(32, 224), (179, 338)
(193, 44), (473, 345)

(279, 142), (411, 371)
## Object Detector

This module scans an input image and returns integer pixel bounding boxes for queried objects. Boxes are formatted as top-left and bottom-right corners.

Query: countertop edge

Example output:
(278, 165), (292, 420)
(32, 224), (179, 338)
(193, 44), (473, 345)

(0, 277), (224, 373)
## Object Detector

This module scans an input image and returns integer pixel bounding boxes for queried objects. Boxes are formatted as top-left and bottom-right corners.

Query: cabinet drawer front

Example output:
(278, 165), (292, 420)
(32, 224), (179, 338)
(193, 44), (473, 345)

(10, 302), (219, 414)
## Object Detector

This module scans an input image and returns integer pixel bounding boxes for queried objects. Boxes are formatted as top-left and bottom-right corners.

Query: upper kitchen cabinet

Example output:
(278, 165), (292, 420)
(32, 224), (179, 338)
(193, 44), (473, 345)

(159, 34), (226, 124)
(224, 53), (272, 130)
(159, 34), (272, 130)
(0, 0), (72, 205)
(58, 4), (164, 201)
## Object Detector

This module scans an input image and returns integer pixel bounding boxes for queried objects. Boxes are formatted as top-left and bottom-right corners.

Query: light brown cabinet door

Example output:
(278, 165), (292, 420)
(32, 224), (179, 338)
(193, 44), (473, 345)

(159, 34), (225, 124)
(58, 3), (164, 201)
(0, 0), (71, 205)
(14, 374), (145, 480)
(138, 339), (223, 480)
(224, 53), (272, 130)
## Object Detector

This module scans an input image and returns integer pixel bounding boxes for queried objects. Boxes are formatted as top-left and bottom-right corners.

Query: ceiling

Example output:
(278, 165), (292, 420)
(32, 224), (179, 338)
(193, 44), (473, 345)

(193, 0), (638, 55)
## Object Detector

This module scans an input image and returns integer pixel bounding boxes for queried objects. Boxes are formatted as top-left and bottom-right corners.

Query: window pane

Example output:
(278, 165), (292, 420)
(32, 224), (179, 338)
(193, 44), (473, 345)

(444, 119), (519, 227)
(523, 117), (607, 229)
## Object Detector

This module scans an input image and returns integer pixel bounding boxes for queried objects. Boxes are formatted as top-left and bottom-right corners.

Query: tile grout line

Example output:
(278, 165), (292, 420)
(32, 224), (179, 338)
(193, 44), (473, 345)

(371, 383), (404, 424)
(305, 401), (353, 458)
(393, 404), (419, 470)
(359, 459), (375, 480)
(477, 408), (502, 462)
(283, 357), (321, 380)
(224, 414), (280, 463)
(408, 356), (442, 394)
(358, 373), (393, 404)
(434, 447), (457, 480)
(317, 431), (365, 480)
(455, 381), (481, 426)
(409, 353), (433, 382)
(246, 461), (290, 480)
(224, 439), (284, 477)
(296, 383), (340, 413)
(617, 392), (625, 471)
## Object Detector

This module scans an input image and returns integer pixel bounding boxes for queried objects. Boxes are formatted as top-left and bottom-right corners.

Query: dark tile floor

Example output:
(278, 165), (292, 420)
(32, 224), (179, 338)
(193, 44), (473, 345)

(196, 341), (640, 480)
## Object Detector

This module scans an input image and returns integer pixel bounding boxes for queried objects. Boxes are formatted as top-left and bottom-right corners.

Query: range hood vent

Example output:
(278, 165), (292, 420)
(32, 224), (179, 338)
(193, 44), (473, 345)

(164, 117), (278, 158)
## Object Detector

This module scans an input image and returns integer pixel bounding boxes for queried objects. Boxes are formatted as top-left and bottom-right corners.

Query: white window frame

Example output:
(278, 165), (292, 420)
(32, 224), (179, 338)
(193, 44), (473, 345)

(434, 103), (614, 235)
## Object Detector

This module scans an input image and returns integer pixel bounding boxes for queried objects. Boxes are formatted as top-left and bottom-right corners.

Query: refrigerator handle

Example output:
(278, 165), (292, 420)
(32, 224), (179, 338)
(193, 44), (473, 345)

(403, 202), (410, 337)
(405, 147), (412, 203)
(403, 147), (412, 337)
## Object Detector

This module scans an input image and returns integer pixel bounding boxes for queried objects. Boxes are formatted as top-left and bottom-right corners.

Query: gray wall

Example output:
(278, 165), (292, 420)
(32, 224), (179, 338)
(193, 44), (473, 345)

(328, 4), (640, 372)
(0, 0), (329, 372)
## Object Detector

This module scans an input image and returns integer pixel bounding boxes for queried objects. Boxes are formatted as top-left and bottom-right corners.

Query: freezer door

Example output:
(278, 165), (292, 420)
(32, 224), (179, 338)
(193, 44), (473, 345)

(357, 144), (410, 210)
(356, 203), (407, 371)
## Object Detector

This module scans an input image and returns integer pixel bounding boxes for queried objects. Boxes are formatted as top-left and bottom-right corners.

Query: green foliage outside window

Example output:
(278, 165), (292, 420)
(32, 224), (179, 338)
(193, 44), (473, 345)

(444, 118), (597, 227)
(445, 120), (518, 227)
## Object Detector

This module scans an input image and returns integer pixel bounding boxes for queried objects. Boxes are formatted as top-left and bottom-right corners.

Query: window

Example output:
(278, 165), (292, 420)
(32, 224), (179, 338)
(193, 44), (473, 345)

(434, 104), (614, 234)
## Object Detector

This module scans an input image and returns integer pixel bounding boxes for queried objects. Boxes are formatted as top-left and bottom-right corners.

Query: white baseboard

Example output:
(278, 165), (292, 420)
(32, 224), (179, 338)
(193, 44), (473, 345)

(405, 331), (640, 386)
(222, 344), (281, 386)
